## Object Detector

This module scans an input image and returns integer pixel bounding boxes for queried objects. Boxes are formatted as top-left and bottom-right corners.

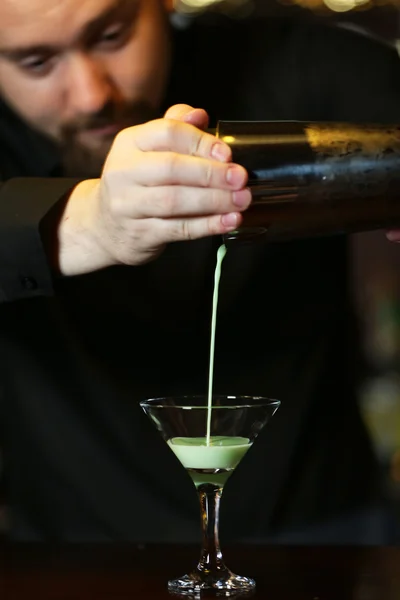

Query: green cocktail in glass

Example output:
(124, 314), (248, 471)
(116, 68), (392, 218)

(141, 395), (280, 596)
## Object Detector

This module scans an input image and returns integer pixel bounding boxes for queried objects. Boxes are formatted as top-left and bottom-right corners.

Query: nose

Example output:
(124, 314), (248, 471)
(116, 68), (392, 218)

(66, 53), (112, 116)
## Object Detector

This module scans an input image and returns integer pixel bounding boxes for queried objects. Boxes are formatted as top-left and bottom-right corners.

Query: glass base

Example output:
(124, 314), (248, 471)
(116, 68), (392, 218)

(168, 570), (255, 597)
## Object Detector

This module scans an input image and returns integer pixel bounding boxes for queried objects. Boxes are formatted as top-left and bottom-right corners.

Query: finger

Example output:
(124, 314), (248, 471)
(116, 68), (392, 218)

(134, 152), (248, 189)
(183, 109), (209, 130)
(130, 186), (252, 219)
(123, 119), (231, 162)
(164, 104), (195, 120)
(156, 212), (244, 242)
(386, 230), (400, 242)
(164, 104), (209, 129)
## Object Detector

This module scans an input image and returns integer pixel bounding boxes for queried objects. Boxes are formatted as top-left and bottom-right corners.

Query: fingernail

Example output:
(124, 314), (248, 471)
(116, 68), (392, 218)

(227, 165), (246, 187)
(183, 109), (200, 122)
(211, 142), (231, 162)
(233, 188), (251, 208)
(222, 213), (239, 229)
(182, 108), (196, 120)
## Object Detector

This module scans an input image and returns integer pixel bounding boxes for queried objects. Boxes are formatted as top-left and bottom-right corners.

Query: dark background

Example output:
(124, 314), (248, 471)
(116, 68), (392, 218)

(175, 0), (400, 516)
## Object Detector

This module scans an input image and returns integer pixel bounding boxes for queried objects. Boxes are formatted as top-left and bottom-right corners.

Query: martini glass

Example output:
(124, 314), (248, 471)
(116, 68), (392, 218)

(140, 395), (280, 597)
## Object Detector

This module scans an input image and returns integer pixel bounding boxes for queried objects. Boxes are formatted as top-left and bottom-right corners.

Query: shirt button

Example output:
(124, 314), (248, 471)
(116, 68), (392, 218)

(21, 277), (38, 291)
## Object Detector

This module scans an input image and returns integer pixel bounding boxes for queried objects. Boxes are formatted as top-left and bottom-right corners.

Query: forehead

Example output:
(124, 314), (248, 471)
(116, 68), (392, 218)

(0, 0), (128, 44)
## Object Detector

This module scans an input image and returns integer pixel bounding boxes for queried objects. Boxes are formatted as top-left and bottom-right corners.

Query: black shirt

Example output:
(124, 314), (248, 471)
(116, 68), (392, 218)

(1, 16), (400, 542)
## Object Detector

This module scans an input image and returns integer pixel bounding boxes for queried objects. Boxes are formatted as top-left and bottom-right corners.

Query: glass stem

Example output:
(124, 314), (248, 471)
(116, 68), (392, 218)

(195, 483), (229, 577)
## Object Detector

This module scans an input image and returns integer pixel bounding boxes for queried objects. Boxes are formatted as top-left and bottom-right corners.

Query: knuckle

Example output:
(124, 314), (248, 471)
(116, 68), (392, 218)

(171, 220), (192, 242)
(101, 176), (117, 211)
(109, 196), (126, 218)
(207, 217), (222, 237)
(191, 131), (204, 157)
(181, 220), (194, 241)
(160, 187), (177, 215)
(109, 126), (140, 159)
(203, 161), (214, 187)
(161, 119), (179, 145)
(114, 126), (132, 147)
(102, 176), (126, 215)
(161, 152), (179, 181)
(111, 195), (131, 220)
(120, 222), (151, 263)
(210, 188), (226, 212)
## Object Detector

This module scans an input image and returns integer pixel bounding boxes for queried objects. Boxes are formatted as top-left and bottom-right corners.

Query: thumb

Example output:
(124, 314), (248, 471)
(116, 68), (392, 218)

(164, 104), (210, 130)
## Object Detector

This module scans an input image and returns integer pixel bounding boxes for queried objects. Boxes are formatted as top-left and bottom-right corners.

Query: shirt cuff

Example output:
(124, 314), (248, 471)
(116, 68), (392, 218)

(0, 178), (81, 303)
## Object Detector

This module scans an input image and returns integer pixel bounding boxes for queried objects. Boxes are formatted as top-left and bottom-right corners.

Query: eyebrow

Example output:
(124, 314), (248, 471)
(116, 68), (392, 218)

(0, 0), (138, 60)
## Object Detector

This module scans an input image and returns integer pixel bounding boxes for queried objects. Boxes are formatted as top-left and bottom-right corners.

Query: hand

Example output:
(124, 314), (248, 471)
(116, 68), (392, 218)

(57, 105), (250, 276)
(387, 230), (400, 243)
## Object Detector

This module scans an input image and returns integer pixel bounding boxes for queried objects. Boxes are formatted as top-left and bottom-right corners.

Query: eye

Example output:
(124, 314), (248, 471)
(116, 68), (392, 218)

(97, 23), (129, 49)
(19, 55), (56, 77)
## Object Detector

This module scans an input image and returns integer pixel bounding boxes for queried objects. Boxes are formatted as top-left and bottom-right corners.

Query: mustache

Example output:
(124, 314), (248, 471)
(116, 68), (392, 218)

(58, 100), (160, 179)
(62, 99), (160, 136)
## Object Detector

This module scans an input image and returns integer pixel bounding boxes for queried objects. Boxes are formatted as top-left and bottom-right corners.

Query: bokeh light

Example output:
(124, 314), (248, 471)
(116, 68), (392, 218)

(174, 0), (400, 14)
(173, 0), (253, 15)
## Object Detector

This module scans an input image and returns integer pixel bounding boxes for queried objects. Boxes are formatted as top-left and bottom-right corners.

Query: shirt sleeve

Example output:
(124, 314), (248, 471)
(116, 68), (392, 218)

(0, 177), (81, 303)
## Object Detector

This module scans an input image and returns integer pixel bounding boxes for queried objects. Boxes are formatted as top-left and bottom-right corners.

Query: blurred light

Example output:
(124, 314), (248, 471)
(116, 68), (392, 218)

(174, 0), (253, 15)
(281, 0), (400, 12)
(221, 136), (236, 144)
(322, 0), (356, 12)
(178, 0), (222, 8)
(174, 0), (400, 15)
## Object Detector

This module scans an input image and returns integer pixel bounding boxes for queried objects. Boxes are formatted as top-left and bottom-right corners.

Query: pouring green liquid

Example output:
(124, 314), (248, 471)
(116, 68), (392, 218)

(168, 243), (252, 485)
(206, 244), (227, 445)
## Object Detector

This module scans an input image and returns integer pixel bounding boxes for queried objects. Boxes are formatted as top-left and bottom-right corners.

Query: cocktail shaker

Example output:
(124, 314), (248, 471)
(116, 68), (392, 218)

(215, 121), (400, 242)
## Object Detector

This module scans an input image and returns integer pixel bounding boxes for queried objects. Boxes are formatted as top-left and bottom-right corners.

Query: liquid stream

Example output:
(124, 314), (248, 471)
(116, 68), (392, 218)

(206, 244), (227, 444)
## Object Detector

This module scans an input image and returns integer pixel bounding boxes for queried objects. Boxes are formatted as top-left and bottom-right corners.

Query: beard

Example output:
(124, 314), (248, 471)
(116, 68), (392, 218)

(60, 99), (159, 178)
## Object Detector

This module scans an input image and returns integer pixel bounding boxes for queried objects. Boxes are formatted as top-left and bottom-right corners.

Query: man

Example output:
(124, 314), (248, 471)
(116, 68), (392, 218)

(0, 0), (400, 542)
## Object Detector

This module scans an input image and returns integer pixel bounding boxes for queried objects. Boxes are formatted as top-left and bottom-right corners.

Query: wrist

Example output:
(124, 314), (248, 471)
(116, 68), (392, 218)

(56, 179), (115, 276)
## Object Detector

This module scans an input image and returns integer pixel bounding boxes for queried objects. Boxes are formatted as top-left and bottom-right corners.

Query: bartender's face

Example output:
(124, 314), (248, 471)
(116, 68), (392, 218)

(0, 0), (172, 175)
